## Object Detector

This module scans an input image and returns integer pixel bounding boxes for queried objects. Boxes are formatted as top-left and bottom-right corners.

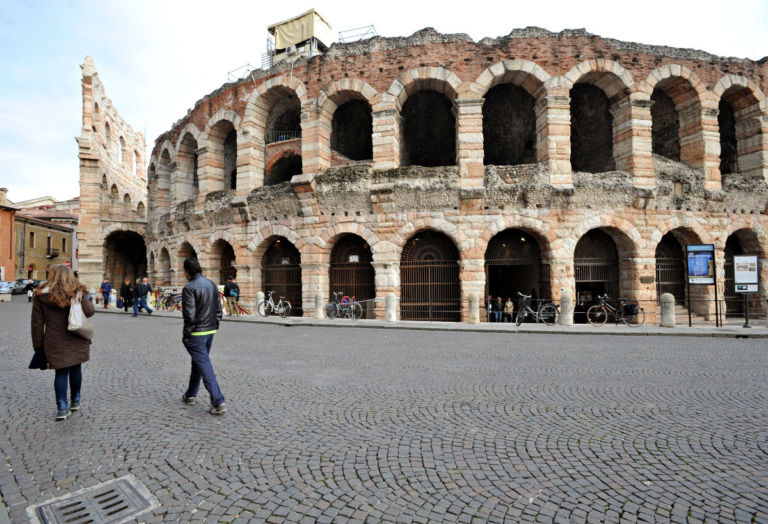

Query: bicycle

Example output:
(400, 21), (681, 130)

(257, 290), (291, 318)
(323, 292), (363, 320)
(586, 294), (645, 327)
(515, 292), (558, 326)
(157, 290), (182, 311)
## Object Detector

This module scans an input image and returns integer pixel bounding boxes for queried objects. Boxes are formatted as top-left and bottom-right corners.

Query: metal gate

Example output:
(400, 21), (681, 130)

(574, 230), (619, 303)
(723, 257), (743, 316)
(330, 235), (375, 318)
(400, 231), (460, 321)
(485, 229), (548, 300)
(656, 258), (685, 304)
(262, 239), (302, 315)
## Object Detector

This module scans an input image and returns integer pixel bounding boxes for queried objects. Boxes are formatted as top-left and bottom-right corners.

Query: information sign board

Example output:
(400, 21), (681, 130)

(686, 244), (715, 285)
(733, 255), (759, 294)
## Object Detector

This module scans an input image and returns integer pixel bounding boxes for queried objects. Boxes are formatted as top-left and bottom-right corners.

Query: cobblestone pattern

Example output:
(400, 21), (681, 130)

(0, 298), (766, 523)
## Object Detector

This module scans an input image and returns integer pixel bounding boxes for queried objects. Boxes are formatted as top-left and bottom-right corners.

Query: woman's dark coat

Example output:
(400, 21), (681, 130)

(119, 283), (133, 305)
(31, 291), (95, 370)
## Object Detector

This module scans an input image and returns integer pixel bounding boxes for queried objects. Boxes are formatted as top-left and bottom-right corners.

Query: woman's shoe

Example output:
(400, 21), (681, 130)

(70, 400), (81, 411)
(56, 408), (70, 420)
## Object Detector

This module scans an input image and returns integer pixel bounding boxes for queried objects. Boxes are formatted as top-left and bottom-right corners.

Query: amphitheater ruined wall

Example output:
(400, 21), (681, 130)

(143, 28), (768, 322)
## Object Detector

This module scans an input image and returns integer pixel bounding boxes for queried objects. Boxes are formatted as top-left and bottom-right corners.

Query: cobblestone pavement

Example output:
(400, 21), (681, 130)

(1, 298), (766, 523)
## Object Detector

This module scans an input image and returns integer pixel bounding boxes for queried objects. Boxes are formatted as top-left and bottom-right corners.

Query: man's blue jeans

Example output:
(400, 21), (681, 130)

(133, 296), (153, 316)
(54, 364), (82, 411)
(183, 334), (225, 407)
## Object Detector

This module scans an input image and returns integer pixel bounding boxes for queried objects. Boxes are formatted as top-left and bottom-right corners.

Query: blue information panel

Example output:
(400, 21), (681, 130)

(687, 244), (715, 285)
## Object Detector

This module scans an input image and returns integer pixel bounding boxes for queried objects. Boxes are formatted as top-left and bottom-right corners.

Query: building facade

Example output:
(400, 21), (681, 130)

(95, 27), (767, 322)
(14, 213), (75, 281)
(0, 189), (16, 281)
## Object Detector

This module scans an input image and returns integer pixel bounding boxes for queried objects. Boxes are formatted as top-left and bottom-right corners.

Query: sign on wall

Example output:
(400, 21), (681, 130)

(686, 244), (715, 285)
(733, 254), (759, 294)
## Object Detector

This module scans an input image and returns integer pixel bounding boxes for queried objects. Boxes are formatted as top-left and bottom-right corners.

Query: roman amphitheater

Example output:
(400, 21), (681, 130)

(77, 22), (768, 323)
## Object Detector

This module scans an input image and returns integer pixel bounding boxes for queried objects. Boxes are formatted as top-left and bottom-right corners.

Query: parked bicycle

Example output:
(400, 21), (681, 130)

(586, 294), (645, 327)
(515, 292), (558, 326)
(156, 290), (182, 311)
(323, 292), (363, 320)
(257, 290), (292, 318)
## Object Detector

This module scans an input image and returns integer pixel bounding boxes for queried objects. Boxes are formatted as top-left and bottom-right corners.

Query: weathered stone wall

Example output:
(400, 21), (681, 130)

(142, 28), (768, 322)
(77, 56), (147, 292)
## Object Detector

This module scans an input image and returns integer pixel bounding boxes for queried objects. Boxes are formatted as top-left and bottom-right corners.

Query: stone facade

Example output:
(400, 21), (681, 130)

(14, 214), (75, 280)
(140, 28), (767, 322)
(77, 57), (148, 292)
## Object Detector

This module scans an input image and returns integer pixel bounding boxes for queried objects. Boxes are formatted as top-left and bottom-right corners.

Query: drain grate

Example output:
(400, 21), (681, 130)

(27, 474), (160, 524)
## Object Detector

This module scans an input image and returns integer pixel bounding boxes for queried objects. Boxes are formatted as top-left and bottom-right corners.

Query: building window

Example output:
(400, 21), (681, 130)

(47, 235), (51, 252)
(29, 231), (35, 248)
(62, 237), (67, 252)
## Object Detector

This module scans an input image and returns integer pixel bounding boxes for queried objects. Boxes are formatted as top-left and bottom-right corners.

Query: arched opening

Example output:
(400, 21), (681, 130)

(400, 230), (460, 321)
(402, 90), (456, 167)
(719, 86), (764, 180)
(485, 229), (547, 306)
(651, 89), (680, 161)
(262, 237), (302, 316)
(155, 150), (172, 213)
(123, 194), (132, 210)
(177, 242), (197, 285)
(211, 239), (237, 285)
(119, 136), (126, 166)
(104, 121), (111, 149)
(655, 232), (685, 304)
(137, 202), (146, 218)
(27, 263), (35, 279)
(103, 230), (147, 286)
(724, 234), (744, 316)
(266, 94), (301, 143)
(574, 229), (619, 304)
(570, 83), (615, 172)
(265, 154), (302, 185)
(331, 99), (373, 161)
(177, 132), (199, 201)
(208, 120), (237, 192)
(133, 150), (138, 176)
(329, 235), (375, 317)
(157, 248), (171, 286)
(110, 184), (119, 212)
(483, 84), (536, 166)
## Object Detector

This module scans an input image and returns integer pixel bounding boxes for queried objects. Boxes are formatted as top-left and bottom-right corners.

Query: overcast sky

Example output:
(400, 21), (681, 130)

(0, 0), (766, 202)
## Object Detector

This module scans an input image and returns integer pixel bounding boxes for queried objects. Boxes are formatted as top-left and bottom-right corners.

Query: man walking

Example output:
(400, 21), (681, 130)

(223, 277), (240, 317)
(132, 277), (153, 316)
(100, 278), (112, 308)
(180, 258), (226, 415)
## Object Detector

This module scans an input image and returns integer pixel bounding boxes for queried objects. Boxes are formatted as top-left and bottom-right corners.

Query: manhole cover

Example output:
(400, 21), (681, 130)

(27, 474), (160, 524)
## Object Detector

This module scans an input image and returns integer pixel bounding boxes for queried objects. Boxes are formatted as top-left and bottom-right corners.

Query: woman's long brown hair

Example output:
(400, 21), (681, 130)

(36, 264), (88, 308)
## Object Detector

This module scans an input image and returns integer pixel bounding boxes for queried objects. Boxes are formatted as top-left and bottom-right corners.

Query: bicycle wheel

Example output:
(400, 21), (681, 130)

(279, 301), (291, 318)
(515, 309), (527, 326)
(257, 301), (271, 317)
(323, 302), (338, 319)
(621, 308), (646, 327)
(538, 304), (557, 326)
(587, 305), (607, 326)
(350, 302), (363, 320)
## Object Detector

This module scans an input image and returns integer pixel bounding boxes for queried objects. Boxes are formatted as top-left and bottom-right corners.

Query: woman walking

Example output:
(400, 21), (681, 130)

(119, 278), (133, 313)
(31, 264), (95, 420)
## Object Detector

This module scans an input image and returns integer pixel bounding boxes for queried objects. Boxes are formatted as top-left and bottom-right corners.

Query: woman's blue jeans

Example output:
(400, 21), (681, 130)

(54, 364), (82, 410)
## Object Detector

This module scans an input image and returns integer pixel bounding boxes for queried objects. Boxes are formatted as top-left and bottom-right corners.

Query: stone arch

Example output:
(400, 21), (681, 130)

(259, 235), (303, 315)
(264, 150), (302, 185)
(247, 224), (305, 260)
(174, 122), (203, 154)
(473, 60), (551, 98)
(476, 216), (555, 263)
(317, 78), (378, 117)
(201, 112), (240, 192)
(136, 201), (146, 218)
(651, 217), (713, 249)
(176, 127), (201, 202)
(563, 59), (634, 97)
(394, 217), (463, 253)
(385, 67), (463, 110)
(565, 216), (642, 259)
(318, 222), (380, 254)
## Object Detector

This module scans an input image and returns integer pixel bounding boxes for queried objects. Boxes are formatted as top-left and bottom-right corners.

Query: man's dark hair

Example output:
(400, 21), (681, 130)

(183, 257), (202, 277)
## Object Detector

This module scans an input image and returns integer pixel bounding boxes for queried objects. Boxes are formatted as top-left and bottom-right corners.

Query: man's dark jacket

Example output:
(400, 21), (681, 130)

(182, 274), (222, 339)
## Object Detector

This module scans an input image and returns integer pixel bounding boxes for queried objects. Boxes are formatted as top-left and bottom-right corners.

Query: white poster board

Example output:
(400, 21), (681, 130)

(733, 255), (759, 294)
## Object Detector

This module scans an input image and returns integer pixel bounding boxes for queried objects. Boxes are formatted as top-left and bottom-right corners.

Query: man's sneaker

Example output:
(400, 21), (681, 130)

(209, 403), (227, 415)
(70, 400), (81, 411)
(182, 394), (196, 405)
(56, 408), (70, 421)
(147, 310), (153, 315)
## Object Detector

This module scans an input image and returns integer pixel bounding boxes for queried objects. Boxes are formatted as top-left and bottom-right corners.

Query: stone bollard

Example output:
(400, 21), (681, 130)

(255, 291), (264, 312)
(660, 293), (675, 327)
(468, 293), (479, 324)
(385, 293), (397, 321)
(559, 292), (574, 326)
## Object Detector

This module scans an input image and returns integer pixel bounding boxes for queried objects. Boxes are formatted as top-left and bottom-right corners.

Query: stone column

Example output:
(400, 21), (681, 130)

(301, 262), (329, 318)
(300, 102), (331, 175)
(459, 257), (485, 322)
(197, 145), (224, 194)
(535, 87), (572, 187)
(455, 98), (485, 190)
(233, 263), (256, 309)
(616, 96), (654, 189)
(372, 108), (400, 170)
(236, 125), (264, 194)
(699, 100), (723, 191)
(372, 260), (399, 320)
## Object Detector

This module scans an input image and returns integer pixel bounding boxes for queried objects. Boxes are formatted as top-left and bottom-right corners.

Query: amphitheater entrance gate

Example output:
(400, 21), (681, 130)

(103, 230), (147, 285)
(485, 229), (548, 303)
(574, 229), (618, 304)
(330, 235), (374, 317)
(212, 239), (236, 285)
(400, 231), (460, 322)
(724, 234), (744, 317)
(655, 233), (686, 305)
(262, 237), (302, 316)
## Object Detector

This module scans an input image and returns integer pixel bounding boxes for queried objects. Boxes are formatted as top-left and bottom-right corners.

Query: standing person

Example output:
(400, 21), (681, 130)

(180, 258), (226, 415)
(132, 277), (153, 316)
(119, 279), (133, 313)
(494, 296), (503, 323)
(27, 287), (34, 302)
(142, 277), (154, 310)
(224, 277), (240, 317)
(99, 278), (111, 309)
(503, 297), (514, 323)
(486, 295), (494, 322)
(31, 264), (95, 420)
